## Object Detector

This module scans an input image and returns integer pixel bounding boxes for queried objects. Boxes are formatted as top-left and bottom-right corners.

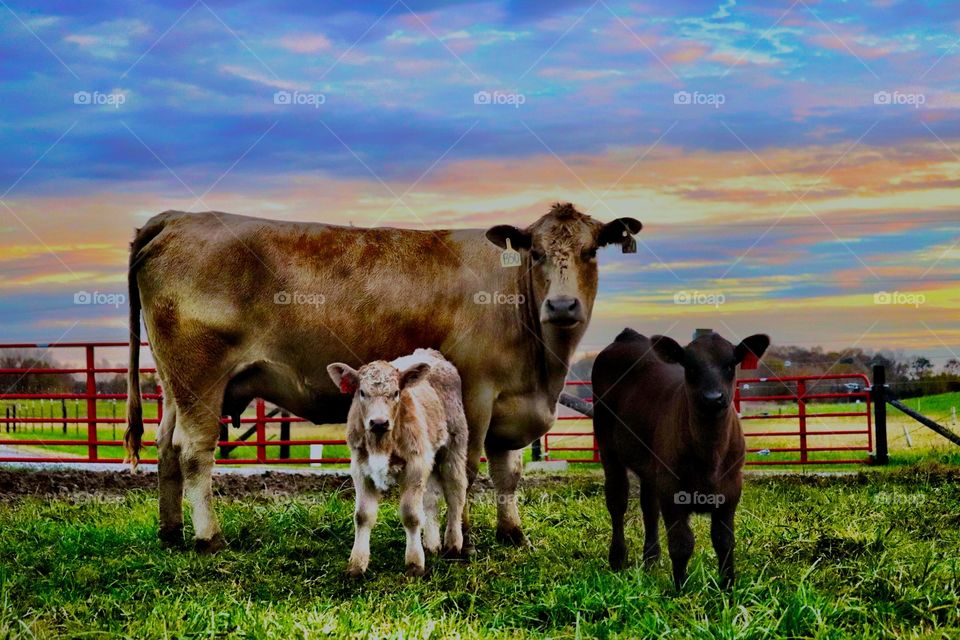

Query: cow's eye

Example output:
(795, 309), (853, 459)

(582, 248), (597, 260)
(394, 391), (400, 400)
(530, 249), (545, 263)
(359, 389), (366, 398)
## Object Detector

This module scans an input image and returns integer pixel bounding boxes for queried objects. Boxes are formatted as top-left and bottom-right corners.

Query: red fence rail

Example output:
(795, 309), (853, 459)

(0, 342), (875, 467)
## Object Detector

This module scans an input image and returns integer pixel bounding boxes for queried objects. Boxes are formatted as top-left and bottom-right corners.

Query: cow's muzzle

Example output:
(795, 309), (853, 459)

(368, 418), (391, 434)
(543, 296), (585, 328)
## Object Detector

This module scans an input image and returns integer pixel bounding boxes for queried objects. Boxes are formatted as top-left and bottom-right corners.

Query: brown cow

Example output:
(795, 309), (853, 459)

(592, 329), (769, 589)
(125, 203), (641, 552)
(328, 348), (468, 577)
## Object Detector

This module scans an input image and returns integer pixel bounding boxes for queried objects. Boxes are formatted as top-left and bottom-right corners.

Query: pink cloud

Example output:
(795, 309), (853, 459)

(278, 33), (332, 54)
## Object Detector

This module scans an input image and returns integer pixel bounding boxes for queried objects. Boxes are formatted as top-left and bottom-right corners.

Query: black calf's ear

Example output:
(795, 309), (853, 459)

(400, 362), (431, 388)
(652, 335), (686, 366)
(597, 218), (643, 248)
(485, 225), (532, 250)
(327, 363), (359, 394)
(735, 334), (770, 364)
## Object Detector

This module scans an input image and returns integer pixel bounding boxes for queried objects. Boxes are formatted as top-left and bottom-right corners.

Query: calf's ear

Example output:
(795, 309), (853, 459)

(327, 363), (359, 394)
(735, 334), (770, 364)
(485, 225), (532, 250)
(400, 362), (431, 388)
(597, 218), (643, 248)
(651, 335), (686, 366)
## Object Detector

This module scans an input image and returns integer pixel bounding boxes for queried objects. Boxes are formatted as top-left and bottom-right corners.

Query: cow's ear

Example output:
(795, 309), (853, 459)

(327, 363), (359, 394)
(485, 225), (532, 250)
(597, 218), (643, 247)
(651, 335), (686, 366)
(399, 362), (431, 388)
(735, 334), (770, 364)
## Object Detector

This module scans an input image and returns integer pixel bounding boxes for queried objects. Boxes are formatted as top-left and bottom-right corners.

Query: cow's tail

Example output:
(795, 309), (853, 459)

(124, 218), (166, 471)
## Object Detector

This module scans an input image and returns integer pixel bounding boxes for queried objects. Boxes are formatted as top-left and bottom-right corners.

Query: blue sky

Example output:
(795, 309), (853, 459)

(0, 0), (957, 364)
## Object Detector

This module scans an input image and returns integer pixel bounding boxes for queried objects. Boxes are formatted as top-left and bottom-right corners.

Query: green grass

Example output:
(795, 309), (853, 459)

(1, 465), (959, 638)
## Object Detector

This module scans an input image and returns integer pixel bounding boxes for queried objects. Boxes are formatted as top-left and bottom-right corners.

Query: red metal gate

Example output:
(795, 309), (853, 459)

(543, 374), (874, 466)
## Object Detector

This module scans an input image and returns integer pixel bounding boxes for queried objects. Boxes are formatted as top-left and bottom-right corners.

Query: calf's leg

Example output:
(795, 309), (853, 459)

(662, 502), (695, 590)
(155, 396), (183, 547)
(400, 462), (430, 576)
(348, 467), (380, 577)
(711, 503), (737, 589)
(487, 447), (526, 546)
(601, 455), (630, 570)
(439, 450), (467, 557)
(422, 473), (442, 555)
(640, 480), (661, 566)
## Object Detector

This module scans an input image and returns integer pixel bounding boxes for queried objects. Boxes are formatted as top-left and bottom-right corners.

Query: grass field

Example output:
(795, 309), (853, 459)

(0, 464), (959, 638)
(2, 392), (959, 469)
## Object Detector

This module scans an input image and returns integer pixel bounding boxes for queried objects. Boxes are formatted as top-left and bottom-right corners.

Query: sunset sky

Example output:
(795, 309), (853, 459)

(0, 0), (957, 366)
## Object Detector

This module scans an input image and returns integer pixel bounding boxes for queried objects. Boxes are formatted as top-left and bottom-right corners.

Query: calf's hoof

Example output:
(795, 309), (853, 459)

(345, 566), (366, 579)
(440, 546), (470, 562)
(194, 533), (226, 555)
(405, 563), (428, 578)
(608, 546), (627, 571)
(158, 525), (184, 549)
(495, 525), (529, 547)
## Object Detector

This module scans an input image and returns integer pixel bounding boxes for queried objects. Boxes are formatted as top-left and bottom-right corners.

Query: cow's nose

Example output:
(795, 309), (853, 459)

(703, 391), (725, 406)
(368, 418), (390, 433)
(546, 296), (579, 314)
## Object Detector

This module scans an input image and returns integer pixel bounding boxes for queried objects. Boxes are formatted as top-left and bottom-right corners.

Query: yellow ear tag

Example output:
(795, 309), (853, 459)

(621, 230), (637, 254)
(500, 238), (522, 268)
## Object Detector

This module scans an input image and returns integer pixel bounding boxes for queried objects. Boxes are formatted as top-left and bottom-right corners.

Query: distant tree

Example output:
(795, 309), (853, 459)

(912, 357), (933, 379)
(946, 359), (960, 376)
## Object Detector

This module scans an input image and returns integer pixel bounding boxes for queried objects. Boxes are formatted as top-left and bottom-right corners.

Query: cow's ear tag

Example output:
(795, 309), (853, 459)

(340, 379), (356, 394)
(500, 238), (522, 268)
(621, 231), (637, 254)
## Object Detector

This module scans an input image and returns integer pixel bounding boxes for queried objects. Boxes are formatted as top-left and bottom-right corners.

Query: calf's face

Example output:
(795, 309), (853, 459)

(486, 203), (641, 330)
(327, 361), (431, 434)
(652, 333), (770, 416)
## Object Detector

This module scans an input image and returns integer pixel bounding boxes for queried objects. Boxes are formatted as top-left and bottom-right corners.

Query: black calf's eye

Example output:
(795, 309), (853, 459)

(583, 248), (597, 260)
(359, 389), (366, 398)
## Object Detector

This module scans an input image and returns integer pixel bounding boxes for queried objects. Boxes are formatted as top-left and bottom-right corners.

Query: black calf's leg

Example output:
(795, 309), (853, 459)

(662, 502), (694, 590)
(711, 503), (737, 589)
(639, 480), (660, 566)
(602, 458), (630, 570)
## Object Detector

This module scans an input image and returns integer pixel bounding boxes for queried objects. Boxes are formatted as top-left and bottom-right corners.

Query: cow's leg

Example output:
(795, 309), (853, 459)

(640, 479), (661, 567)
(400, 461), (430, 576)
(439, 449), (467, 557)
(422, 472), (442, 555)
(155, 394), (183, 548)
(348, 467), (380, 577)
(487, 447), (527, 546)
(174, 404), (224, 554)
(602, 454), (630, 570)
(461, 385), (494, 552)
(662, 502), (695, 590)
(711, 502), (737, 589)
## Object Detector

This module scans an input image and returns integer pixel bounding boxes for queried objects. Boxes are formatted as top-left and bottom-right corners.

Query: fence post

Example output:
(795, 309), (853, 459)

(256, 399), (267, 463)
(280, 410), (290, 460)
(797, 379), (808, 464)
(61, 398), (67, 434)
(86, 345), (98, 461)
(531, 438), (541, 462)
(871, 365), (889, 465)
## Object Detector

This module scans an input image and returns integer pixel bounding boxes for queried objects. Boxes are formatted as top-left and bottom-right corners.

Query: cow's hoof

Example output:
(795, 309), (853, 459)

(495, 525), (529, 547)
(405, 563), (428, 578)
(424, 545), (441, 556)
(440, 545), (470, 562)
(345, 566), (366, 579)
(194, 533), (226, 555)
(609, 549), (627, 572)
(158, 525), (184, 549)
